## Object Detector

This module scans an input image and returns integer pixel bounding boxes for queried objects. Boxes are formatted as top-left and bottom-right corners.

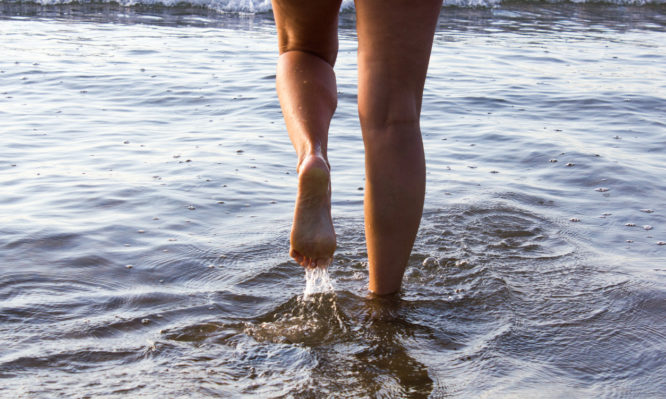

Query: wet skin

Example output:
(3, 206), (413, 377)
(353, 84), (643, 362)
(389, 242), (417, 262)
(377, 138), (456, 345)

(273, 0), (441, 294)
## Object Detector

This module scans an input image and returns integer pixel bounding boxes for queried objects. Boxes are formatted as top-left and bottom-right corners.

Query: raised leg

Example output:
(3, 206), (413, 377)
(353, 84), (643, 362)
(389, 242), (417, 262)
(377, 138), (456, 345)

(355, 0), (441, 294)
(272, 0), (343, 267)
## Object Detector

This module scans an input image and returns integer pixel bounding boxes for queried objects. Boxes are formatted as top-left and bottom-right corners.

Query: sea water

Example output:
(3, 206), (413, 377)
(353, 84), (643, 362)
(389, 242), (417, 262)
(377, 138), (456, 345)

(1, 0), (665, 397)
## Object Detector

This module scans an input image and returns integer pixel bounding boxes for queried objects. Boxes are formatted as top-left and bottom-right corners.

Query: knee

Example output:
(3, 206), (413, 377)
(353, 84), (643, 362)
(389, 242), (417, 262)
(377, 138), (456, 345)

(360, 113), (420, 133)
(272, 0), (341, 67)
(359, 98), (421, 138)
(361, 120), (422, 156)
(277, 33), (338, 67)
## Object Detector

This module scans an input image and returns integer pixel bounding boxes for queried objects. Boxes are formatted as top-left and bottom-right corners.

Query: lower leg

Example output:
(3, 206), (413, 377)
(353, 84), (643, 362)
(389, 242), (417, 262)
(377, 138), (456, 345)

(355, 0), (441, 294)
(276, 51), (337, 267)
(364, 126), (425, 295)
(276, 51), (336, 164)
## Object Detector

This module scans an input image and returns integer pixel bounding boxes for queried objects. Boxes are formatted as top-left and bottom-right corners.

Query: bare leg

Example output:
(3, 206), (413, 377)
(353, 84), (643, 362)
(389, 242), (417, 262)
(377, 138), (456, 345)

(355, 0), (441, 294)
(272, 0), (342, 267)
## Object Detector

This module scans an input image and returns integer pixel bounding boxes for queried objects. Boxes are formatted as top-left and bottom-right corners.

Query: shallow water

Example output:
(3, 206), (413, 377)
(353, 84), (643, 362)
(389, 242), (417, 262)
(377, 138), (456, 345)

(1, 2), (666, 397)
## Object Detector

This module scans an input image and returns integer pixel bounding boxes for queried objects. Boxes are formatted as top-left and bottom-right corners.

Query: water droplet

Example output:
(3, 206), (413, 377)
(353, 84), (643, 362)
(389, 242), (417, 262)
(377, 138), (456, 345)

(625, 223), (636, 227)
(566, 162), (575, 167)
(422, 257), (439, 268)
(141, 319), (150, 325)
(549, 159), (558, 163)
(643, 225), (653, 230)
(640, 209), (654, 213)
(187, 205), (195, 210)
(626, 240), (634, 243)
(137, 230), (145, 233)
(123, 140), (130, 144)
(657, 241), (665, 246)
(125, 264), (133, 269)
(570, 218), (580, 222)
(595, 187), (609, 192)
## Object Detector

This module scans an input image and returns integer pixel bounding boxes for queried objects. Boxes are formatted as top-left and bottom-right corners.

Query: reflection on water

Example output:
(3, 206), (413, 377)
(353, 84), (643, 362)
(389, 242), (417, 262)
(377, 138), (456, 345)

(162, 292), (435, 397)
(1, 2), (666, 397)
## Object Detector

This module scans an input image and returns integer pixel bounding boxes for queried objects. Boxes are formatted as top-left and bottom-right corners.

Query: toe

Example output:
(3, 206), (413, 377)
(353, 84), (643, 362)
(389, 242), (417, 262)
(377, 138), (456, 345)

(290, 248), (304, 264)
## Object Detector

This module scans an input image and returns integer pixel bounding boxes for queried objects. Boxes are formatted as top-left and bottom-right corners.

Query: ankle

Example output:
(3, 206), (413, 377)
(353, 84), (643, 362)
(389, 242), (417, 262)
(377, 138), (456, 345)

(297, 152), (330, 174)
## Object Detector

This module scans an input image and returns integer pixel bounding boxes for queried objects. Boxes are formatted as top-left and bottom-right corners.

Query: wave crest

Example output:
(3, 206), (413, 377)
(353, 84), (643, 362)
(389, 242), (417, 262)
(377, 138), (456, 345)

(3, 0), (665, 13)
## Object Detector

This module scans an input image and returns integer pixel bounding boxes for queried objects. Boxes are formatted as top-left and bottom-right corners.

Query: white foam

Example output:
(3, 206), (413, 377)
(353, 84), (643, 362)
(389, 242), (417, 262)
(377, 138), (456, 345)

(303, 266), (334, 300)
(3, 0), (664, 12)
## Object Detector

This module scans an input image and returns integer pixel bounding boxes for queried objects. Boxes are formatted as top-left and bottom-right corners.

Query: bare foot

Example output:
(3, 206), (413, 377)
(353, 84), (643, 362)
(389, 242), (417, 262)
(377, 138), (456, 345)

(290, 154), (336, 268)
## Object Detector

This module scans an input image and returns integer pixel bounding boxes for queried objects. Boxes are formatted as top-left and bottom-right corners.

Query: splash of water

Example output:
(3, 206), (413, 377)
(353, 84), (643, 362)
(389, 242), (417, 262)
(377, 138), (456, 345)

(303, 266), (334, 300)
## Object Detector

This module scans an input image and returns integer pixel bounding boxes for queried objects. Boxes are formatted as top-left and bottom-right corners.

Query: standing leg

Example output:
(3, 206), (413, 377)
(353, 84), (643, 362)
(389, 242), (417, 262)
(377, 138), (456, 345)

(355, 0), (442, 294)
(272, 0), (343, 267)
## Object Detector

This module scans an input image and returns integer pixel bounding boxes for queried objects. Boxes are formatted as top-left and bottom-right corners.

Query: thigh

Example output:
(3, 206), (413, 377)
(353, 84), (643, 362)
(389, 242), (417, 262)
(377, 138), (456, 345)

(271, 0), (343, 66)
(354, 0), (442, 125)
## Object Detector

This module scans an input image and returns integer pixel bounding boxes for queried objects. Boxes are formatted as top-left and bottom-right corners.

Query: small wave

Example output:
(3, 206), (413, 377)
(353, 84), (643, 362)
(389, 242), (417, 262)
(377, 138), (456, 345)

(1, 0), (664, 14)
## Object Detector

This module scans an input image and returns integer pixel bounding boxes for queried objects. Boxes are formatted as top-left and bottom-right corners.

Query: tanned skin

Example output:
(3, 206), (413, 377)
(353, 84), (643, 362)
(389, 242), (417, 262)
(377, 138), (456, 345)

(272, 0), (441, 294)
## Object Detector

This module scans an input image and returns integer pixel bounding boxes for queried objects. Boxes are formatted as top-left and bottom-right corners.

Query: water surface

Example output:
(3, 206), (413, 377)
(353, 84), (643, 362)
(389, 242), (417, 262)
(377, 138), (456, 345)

(1, 2), (665, 397)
